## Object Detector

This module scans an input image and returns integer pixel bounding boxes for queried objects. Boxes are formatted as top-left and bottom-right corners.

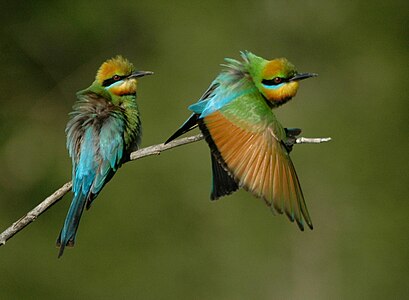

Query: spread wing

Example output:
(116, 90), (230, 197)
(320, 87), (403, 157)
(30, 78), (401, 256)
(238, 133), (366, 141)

(198, 93), (313, 230)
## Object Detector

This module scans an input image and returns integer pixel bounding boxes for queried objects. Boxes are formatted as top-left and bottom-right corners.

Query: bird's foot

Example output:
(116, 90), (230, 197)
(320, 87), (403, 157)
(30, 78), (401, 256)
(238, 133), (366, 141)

(284, 128), (302, 153)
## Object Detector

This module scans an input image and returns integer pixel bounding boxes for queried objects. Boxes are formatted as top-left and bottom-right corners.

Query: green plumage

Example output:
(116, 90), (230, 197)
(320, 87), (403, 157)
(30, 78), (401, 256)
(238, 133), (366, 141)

(57, 56), (152, 257)
(166, 51), (317, 230)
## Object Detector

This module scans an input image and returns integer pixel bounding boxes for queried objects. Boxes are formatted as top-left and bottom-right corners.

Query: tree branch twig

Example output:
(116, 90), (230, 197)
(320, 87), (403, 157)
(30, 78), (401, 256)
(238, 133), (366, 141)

(0, 133), (331, 247)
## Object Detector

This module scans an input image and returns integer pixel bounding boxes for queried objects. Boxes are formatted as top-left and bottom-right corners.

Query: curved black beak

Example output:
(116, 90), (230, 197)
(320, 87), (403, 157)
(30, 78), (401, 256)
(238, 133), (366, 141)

(289, 73), (318, 82)
(128, 70), (154, 79)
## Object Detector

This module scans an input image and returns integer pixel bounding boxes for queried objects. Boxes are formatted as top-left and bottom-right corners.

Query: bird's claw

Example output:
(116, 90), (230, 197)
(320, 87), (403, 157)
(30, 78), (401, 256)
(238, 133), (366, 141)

(284, 128), (302, 153)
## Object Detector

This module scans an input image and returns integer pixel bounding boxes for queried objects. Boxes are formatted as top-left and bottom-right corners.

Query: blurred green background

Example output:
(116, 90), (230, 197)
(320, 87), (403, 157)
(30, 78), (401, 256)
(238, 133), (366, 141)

(0, 1), (408, 299)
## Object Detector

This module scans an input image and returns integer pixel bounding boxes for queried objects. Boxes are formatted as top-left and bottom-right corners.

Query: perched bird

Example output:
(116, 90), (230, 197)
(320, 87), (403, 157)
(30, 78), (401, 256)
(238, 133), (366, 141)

(165, 51), (317, 230)
(57, 56), (153, 257)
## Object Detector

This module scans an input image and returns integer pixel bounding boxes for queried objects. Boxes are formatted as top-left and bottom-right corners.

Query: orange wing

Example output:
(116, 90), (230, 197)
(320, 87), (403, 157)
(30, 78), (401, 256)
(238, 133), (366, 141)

(200, 111), (313, 230)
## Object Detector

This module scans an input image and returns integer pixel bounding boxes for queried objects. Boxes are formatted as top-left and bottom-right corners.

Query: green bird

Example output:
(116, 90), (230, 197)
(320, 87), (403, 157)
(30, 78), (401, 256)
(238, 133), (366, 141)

(57, 56), (153, 257)
(166, 51), (317, 230)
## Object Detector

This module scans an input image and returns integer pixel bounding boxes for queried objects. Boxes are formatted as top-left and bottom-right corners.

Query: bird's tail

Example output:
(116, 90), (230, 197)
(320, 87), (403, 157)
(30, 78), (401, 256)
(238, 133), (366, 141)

(210, 154), (239, 200)
(164, 114), (199, 144)
(56, 192), (88, 258)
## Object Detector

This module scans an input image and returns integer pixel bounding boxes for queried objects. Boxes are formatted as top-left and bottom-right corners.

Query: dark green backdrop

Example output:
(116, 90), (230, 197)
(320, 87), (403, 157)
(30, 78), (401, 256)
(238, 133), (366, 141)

(1, 1), (408, 299)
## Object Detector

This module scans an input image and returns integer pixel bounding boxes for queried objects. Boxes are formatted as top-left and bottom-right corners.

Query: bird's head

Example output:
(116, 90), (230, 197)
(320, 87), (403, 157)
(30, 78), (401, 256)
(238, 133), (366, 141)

(245, 52), (317, 107)
(95, 55), (153, 96)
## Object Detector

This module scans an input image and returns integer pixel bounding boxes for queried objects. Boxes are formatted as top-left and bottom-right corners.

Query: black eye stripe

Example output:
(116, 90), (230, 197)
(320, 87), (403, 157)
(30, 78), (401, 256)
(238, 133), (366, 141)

(102, 75), (127, 87)
(262, 77), (288, 86)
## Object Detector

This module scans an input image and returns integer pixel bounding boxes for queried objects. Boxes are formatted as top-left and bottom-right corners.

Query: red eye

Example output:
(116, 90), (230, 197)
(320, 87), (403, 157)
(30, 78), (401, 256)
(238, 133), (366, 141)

(262, 77), (284, 86)
(113, 75), (121, 81)
(273, 77), (282, 84)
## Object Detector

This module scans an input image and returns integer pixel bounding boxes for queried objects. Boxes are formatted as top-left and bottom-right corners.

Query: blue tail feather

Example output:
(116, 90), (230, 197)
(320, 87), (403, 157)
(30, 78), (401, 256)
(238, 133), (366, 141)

(57, 191), (88, 258)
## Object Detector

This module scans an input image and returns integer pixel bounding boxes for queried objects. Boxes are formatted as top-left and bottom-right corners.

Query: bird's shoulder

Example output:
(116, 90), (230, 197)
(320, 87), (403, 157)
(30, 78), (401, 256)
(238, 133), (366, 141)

(73, 88), (120, 118)
(189, 77), (257, 117)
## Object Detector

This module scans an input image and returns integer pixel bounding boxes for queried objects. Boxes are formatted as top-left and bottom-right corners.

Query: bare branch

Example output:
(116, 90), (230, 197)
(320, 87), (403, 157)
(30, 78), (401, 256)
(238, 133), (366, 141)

(129, 133), (204, 160)
(0, 181), (72, 246)
(296, 136), (332, 144)
(0, 133), (331, 247)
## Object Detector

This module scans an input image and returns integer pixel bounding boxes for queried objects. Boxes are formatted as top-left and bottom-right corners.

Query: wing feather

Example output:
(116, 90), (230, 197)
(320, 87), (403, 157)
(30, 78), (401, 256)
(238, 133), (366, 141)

(281, 161), (293, 222)
(271, 152), (280, 213)
(201, 110), (312, 229)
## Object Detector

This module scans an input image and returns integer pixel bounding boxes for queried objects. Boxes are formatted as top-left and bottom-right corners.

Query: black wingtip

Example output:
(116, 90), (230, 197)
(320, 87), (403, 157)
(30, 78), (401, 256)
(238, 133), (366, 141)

(297, 219), (314, 231)
(297, 221), (305, 232)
